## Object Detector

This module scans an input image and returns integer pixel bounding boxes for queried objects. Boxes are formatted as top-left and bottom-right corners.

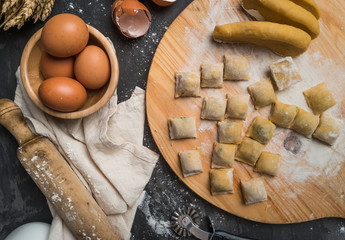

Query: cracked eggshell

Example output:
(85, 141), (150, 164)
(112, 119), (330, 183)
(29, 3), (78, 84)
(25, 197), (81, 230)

(152, 0), (176, 7)
(111, 0), (151, 38)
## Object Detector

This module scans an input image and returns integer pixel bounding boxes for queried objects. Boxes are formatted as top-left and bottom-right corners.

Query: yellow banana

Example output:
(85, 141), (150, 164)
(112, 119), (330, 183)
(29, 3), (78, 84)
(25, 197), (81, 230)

(213, 21), (311, 57)
(290, 0), (320, 19)
(242, 0), (320, 39)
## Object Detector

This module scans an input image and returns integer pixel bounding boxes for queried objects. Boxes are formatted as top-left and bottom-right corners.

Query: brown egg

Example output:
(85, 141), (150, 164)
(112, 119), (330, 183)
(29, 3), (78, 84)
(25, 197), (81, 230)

(74, 45), (110, 90)
(38, 77), (87, 112)
(41, 13), (89, 58)
(152, 0), (176, 7)
(40, 52), (75, 79)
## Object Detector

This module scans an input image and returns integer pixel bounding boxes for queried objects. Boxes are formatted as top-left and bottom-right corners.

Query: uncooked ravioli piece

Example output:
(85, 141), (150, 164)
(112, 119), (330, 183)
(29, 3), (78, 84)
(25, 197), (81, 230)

(291, 108), (319, 138)
(201, 97), (227, 121)
(211, 142), (236, 169)
(254, 152), (282, 176)
(313, 113), (341, 145)
(210, 168), (234, 195)
(241, 177), (267, 205)
(235, 137), (264, 166)
(246, 116), (276, 144)
(225, 94), (250, 120)
(201, 63), (224, 88)
(248, 79), (276, 109)
(175, 72), (200, 98)
(179, 148), (203, 177)
(224, 55), (250, 81)
(269, 101), (298, 128)
(270, 57), (302, 91)
(303, 82), (336, 115)
(217, 120), (242, 144)
(168, 117), (197, 139)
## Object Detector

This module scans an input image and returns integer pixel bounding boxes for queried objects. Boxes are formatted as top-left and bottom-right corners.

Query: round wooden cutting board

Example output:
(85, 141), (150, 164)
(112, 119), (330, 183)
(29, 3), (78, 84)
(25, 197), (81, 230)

(146, 0), (345, 223)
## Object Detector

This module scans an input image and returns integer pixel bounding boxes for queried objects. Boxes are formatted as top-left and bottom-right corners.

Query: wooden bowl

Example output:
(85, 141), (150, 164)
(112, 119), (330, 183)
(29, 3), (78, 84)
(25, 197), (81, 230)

(20, 25), (119, 119)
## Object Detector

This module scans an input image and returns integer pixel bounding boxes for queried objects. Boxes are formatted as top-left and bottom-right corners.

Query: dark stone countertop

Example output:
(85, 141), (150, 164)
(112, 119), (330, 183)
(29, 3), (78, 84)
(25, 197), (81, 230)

(0, 0), (345, 239)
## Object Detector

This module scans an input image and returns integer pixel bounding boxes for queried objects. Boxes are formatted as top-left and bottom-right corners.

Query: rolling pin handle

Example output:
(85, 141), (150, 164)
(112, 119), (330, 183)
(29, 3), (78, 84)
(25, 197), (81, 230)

(0, 99), (37, 145)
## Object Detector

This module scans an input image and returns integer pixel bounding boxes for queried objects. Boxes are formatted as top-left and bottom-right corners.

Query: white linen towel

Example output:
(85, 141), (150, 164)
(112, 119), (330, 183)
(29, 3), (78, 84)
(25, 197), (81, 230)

(14, 68), (159, 240)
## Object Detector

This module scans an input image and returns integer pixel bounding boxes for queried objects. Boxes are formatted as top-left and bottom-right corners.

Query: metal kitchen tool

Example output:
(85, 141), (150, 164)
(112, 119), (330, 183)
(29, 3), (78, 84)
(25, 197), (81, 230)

(171, 206), (254, 240)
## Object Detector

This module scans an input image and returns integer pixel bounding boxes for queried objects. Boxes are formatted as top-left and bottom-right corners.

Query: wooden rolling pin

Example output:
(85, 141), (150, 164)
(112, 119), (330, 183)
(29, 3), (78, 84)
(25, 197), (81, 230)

(0, 99), (120, 240)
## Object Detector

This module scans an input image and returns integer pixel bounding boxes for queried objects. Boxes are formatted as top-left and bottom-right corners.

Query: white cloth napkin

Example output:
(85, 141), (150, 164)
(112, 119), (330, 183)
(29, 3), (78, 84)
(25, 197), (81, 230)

(14, 68), (159, 240)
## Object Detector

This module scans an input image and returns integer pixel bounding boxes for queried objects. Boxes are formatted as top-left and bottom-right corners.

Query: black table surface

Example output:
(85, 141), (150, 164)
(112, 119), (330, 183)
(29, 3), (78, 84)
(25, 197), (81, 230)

(1, 0), (345, 239)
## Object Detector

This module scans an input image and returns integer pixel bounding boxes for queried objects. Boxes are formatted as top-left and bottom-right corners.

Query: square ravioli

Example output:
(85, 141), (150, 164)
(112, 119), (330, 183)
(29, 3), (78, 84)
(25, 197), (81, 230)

(303, 82), (336, 115)
(201, 63), (224, 88)
(179, 148), (203, 177)
(224, 55), (250, 81)
(254, 152), (282, 176)
(241, 177), (267, 205)
(201, 97), (227, 121)
(168, 117), (197, 139)
(313, 113), (341, 145)
(211, 142), (237, 169)
(269, 101), (298, 128)
(246, 116), (276, 144)
(291, 108), (320, 138)
(175, 72), (201, 98)
(270, 57), (302, 91)
(218, 121), (242, 144)
(248, 79), (276, 109)
(210, 168), (234, 195)
(235, 137), (264, 166)
(225, 94), (250, 120)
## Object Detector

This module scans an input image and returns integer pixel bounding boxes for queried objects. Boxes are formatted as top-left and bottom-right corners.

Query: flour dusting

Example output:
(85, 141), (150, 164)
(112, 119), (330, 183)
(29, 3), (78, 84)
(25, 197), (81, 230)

(199, 120), (215, 133)
(137, 191), (177, 238)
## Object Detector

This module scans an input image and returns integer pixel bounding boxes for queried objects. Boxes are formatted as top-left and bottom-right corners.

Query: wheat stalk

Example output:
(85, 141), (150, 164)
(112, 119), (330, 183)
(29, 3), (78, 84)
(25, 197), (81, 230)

(39, 0), (53, 21)
(32, 0), (44, 23)
(0, 0), (22, 29)
(1, 0), (19, 16)
(3, 0), (37, 30)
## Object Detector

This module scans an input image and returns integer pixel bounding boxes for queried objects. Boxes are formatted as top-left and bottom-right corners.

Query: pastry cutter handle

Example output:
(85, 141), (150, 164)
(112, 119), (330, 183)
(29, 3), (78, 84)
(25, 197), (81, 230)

(209, 216), (255, 240)
(211, 230), (254, 240)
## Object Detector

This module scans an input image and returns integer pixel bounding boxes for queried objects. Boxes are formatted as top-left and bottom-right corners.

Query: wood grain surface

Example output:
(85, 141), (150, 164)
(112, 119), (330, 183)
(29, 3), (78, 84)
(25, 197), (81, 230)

(146, 0), (345, 223)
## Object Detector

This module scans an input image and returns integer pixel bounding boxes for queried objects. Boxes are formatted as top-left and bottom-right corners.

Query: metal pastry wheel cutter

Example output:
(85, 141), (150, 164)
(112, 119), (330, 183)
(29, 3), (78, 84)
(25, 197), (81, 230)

(171, 207), (254, 240)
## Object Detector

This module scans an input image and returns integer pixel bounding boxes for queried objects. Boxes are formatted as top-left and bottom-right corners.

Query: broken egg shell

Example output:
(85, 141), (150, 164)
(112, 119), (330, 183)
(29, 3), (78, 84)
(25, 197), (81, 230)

(111, 0), (151, 38)
(152, 0), (176, 7)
